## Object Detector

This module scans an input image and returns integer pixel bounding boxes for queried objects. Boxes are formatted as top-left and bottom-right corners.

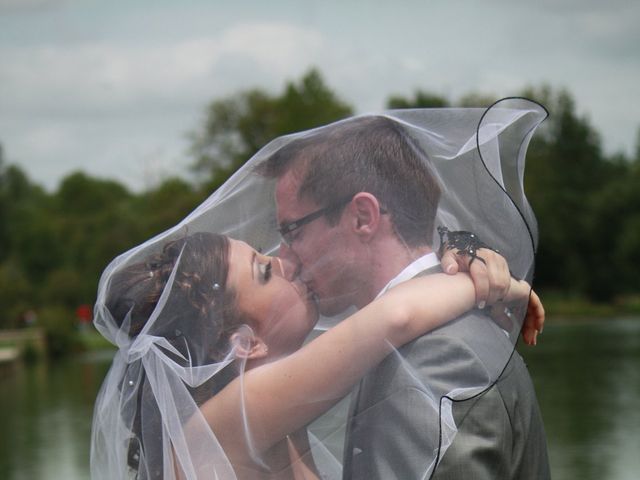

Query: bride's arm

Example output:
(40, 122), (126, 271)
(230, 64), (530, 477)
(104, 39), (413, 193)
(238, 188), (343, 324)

(202, 274), (528, 456)
(287, 428), (321, 480)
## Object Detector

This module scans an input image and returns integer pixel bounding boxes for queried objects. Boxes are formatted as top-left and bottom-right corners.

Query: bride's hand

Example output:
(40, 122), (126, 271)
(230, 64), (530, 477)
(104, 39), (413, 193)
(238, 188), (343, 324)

(487, 280), (544, 346)
(521, 290), (544, 346)
(440, 247), (511, 309)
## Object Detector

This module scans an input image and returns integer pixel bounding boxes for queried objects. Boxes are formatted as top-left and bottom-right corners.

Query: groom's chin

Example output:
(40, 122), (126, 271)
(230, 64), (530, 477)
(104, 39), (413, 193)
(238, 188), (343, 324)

(316, 295), (353, 318)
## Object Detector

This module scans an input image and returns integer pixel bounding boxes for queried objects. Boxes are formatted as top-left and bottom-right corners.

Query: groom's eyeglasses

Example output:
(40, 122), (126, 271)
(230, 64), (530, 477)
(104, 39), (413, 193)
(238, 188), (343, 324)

(278, 195), (354, 247)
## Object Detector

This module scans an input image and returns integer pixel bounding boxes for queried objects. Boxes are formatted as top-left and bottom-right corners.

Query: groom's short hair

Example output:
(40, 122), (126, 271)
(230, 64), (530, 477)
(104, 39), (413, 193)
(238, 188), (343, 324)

(259, 116), (441, 248)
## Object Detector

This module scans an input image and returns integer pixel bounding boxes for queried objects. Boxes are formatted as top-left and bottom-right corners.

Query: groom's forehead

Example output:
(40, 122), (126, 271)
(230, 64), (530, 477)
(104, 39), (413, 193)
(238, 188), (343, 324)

(275, 168), (316, 213)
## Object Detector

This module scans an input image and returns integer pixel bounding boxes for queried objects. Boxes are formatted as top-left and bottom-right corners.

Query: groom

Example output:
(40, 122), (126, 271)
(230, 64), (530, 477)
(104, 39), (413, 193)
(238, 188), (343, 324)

(260, 115), (550, 479)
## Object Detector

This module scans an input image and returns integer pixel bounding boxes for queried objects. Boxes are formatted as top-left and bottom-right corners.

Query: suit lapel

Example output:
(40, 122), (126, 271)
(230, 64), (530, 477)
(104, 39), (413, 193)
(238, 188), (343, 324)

(342, 262), (442, 477)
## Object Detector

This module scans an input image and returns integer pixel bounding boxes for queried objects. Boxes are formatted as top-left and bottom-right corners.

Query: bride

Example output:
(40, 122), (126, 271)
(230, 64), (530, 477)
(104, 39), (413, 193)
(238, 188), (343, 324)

(93, 231), (539, 480)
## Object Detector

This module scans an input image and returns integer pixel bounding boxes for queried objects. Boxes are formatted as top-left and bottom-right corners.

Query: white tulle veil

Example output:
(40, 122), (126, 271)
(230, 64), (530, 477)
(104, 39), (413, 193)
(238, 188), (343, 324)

(90, 98), (547, 479)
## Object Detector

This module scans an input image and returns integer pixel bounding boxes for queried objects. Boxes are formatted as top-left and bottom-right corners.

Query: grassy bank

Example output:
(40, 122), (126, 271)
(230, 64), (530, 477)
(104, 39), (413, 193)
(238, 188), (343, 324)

(0, 326), (115, 361)
(77, 329), (116, 351)
(541, 292), (640, 320)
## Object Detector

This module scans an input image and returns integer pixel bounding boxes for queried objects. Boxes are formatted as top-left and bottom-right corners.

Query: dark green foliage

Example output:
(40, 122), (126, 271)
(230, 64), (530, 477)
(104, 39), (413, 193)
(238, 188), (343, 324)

(133, 177), (206, 239)
(190, 68), (353, 191)
(0, 69), (639, 343)
(0, 165), (206, 351)
(387, 91), (450, 108)
(0, 146), (8, 262)
(0, 259), (32, 328)
(384, 85), (640, 303)
(519, 87), (640, 301)
(38, 306), (81, 358)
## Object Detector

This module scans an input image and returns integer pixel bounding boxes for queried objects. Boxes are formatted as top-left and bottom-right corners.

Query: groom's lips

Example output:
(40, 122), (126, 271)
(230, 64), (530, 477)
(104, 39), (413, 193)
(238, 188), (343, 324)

(303, 282), (320, 304)
(294, 279), (306, 296)
(291, 276), (314, 301)
(293, 275), (317, 302)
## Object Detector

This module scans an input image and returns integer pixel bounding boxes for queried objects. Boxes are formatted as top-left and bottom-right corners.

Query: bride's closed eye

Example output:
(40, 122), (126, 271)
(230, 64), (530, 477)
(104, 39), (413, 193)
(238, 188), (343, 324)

(258, 260), (272, 282)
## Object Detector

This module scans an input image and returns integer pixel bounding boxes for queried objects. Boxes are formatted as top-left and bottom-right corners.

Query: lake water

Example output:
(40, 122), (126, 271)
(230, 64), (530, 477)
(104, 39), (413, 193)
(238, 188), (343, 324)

(1, 317), (639, 479)
(522, 317), (640, 480)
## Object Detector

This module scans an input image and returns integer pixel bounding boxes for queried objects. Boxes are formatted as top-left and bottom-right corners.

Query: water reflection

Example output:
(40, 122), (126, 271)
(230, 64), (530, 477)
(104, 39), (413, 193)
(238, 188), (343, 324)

(520, 317), (640, 480)
(0, 319), (639, 479)
(0, 350), (113, 480)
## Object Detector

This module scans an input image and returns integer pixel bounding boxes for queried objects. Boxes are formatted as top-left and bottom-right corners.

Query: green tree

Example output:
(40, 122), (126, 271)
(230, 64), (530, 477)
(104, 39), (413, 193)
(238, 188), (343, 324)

(191, 68), (353, 190)
(0, 160), (51, 325)
(132, 177), (206, 240)
(51, 172), (136, 304)
(0, 259), (32, 328)
(0, 144), (8, 263)
(386, 90), (450, 109)
(2, 164), (58, 283)
(385, 86), (637, 301)
(521, 87), (617, 298)
(386, 90), (497, 109)
(456, 92), (498, 108)
(587, 141), (640, 298)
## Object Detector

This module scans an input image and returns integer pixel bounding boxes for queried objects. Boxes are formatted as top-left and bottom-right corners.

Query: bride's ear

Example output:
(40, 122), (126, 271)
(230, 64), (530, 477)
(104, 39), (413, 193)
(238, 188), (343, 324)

(230, 330), (269, 360)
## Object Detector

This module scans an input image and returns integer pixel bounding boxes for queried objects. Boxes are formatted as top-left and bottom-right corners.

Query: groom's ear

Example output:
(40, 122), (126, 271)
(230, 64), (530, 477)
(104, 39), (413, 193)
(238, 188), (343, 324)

(230, 331), (269, 360)
(349, 192), (382, 241)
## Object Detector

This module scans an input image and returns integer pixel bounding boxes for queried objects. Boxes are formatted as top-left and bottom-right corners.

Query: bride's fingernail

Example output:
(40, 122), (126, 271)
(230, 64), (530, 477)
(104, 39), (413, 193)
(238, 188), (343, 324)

(446, 264), (456, 274)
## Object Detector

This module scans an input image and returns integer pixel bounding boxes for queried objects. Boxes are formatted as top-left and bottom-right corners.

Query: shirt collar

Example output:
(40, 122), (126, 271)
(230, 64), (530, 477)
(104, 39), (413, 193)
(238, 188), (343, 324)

(375, 252), (440, 300)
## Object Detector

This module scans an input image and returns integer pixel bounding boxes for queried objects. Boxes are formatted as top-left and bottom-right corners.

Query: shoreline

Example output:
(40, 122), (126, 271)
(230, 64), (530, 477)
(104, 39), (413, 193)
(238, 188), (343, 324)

(539, 292), (640, 321)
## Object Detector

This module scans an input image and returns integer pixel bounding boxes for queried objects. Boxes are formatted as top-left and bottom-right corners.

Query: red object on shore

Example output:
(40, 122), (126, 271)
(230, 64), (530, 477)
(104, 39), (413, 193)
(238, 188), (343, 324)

(76, 304), (92, 324)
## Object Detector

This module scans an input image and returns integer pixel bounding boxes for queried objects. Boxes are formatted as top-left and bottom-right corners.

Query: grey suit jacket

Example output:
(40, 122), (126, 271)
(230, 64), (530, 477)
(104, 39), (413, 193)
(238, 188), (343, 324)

(342, 267), (550, 480)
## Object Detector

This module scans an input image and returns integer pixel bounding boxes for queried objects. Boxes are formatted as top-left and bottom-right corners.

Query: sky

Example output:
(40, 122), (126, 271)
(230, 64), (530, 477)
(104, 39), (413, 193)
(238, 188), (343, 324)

(1, 0), (639, 191)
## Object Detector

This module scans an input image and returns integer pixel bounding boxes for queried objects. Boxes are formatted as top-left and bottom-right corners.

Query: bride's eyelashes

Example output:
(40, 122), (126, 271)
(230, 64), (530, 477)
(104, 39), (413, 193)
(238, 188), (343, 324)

(258, 260), (272, 282)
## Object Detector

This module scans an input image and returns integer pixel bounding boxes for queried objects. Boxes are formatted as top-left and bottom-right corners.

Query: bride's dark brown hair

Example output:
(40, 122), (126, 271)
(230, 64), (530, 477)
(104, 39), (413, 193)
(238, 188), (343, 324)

(105, 231), (254, 362)
(105, 232), (250, 479)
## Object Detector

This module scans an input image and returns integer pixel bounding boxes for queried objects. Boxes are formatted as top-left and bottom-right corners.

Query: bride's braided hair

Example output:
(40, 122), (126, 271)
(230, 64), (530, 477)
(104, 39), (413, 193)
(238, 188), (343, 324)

(105, 232), (250, 478)
(106, 232), (250, 361)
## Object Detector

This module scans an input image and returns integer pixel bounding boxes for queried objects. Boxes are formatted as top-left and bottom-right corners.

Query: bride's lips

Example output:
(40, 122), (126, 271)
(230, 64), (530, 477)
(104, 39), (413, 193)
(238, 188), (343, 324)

(292, 278), (310, 298)
(293, 278), (321, 307)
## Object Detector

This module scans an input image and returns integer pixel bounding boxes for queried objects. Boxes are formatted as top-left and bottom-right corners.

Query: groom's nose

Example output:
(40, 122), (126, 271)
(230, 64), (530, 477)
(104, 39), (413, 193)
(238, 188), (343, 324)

(278, 243), (301, 281)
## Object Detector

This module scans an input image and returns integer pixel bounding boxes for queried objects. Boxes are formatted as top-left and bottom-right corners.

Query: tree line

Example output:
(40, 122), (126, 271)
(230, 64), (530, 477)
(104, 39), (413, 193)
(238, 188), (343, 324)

(1, 69), (639, 342)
